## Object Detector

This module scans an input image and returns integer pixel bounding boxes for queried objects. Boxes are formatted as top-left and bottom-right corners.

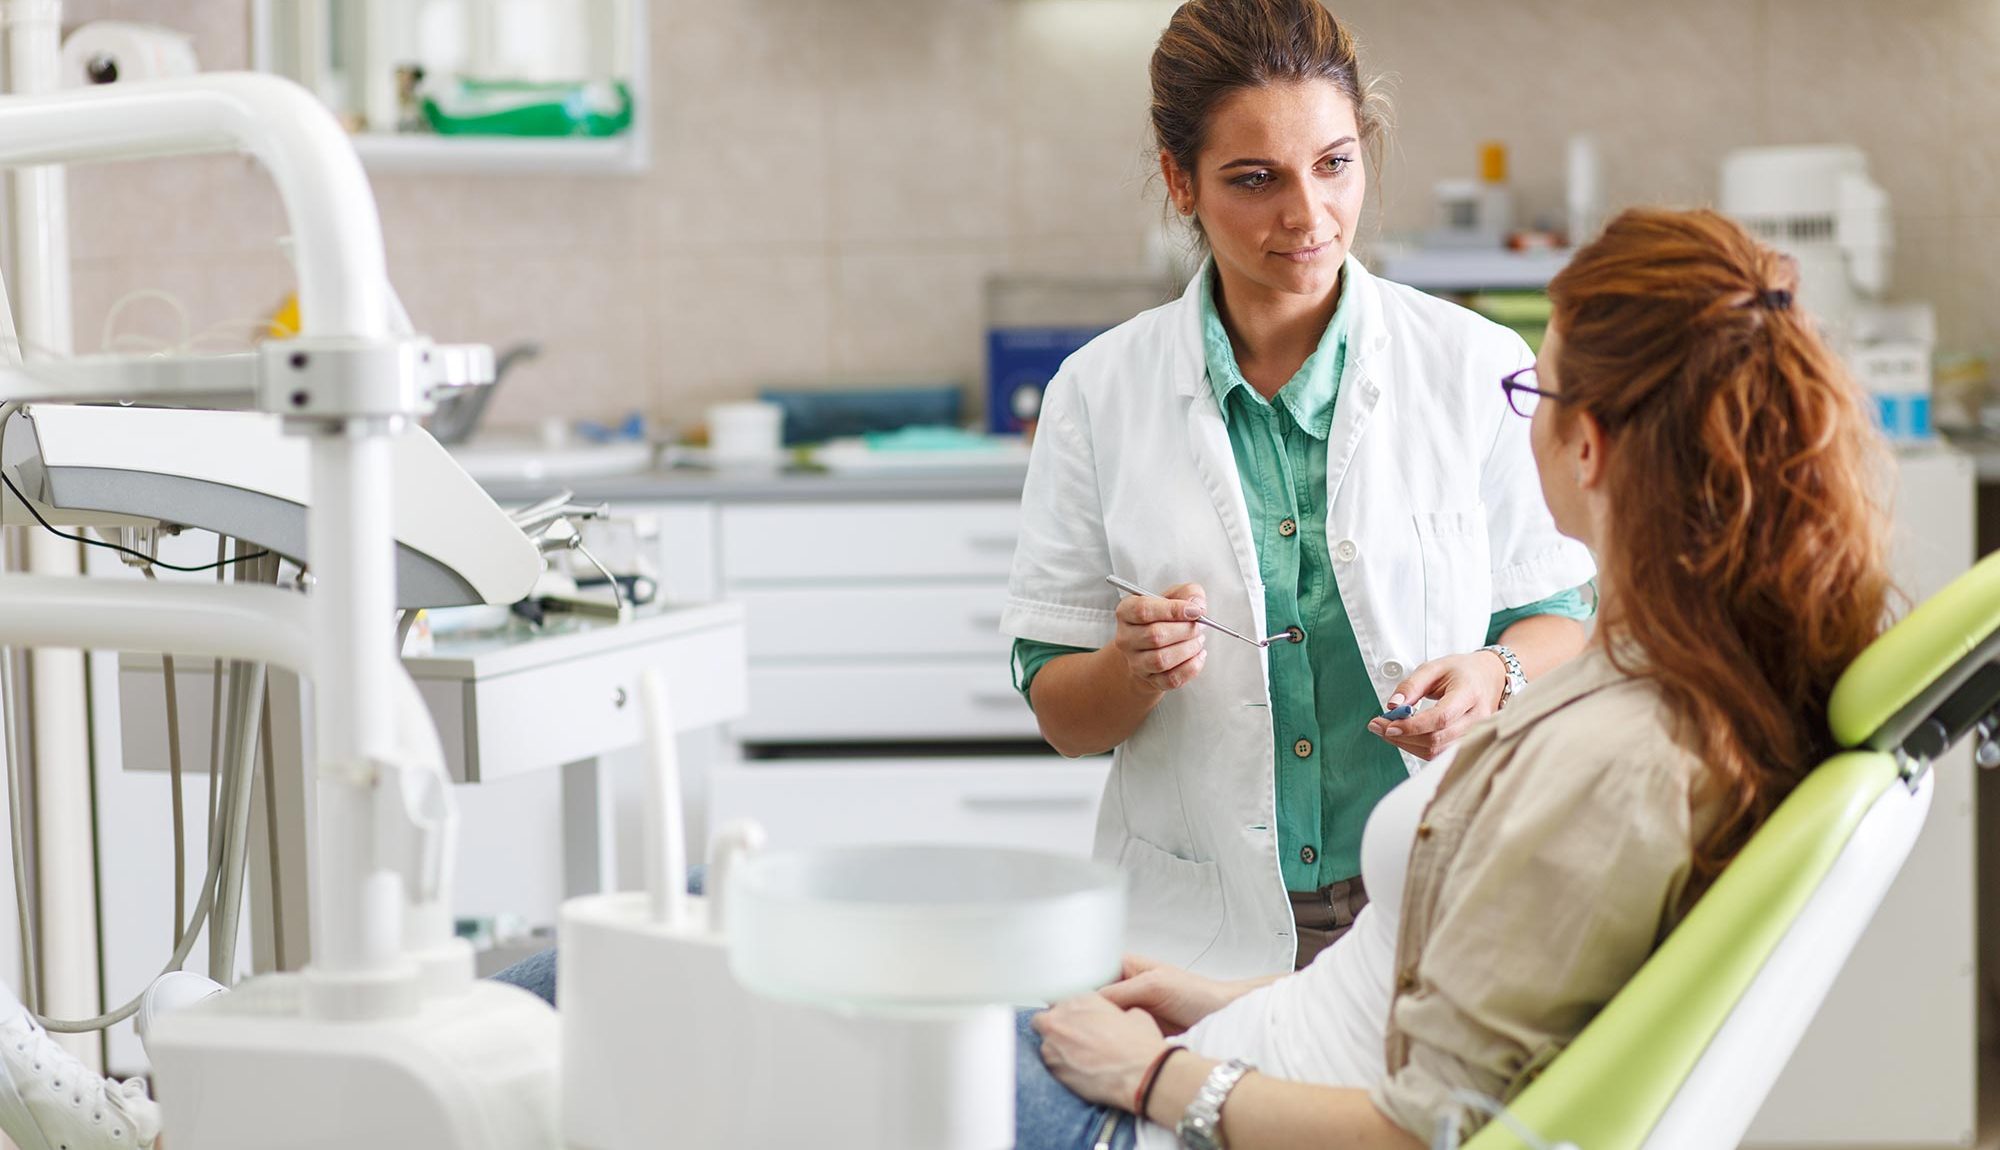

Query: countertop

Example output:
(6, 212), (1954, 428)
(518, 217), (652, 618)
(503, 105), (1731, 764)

(1940, 431), (2000, 482)
(479, 462), (1030, 505)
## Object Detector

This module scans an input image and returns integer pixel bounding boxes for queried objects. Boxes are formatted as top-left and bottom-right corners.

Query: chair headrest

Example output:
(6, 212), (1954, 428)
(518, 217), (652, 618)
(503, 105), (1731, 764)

(1828, 549), (2000, 757)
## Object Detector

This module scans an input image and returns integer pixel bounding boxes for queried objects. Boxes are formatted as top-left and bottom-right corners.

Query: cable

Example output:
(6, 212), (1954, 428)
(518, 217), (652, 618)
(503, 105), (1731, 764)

(207, 537), (226, 846)
(2, 645), (38, 1016)
(143, 568), (188, 951)
(99, 288), (190, 357)
(258, 678), (284, 971)
(29, 551), (269, 1033)
(0, 469), (270, 573)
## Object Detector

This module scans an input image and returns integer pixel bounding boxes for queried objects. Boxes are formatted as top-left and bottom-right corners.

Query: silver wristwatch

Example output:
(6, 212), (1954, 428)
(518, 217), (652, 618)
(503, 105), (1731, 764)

(1177, 1058), (1255, 1150)
(1480, 643), (1527, 708)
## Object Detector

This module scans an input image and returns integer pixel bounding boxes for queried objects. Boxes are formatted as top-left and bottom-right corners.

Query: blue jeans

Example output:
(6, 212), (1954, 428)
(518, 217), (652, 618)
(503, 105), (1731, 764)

(1014, 1008), (1138, 1150)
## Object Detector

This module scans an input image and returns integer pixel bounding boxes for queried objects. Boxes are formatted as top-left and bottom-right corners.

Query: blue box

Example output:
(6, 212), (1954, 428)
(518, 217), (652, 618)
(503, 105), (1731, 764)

(986, 326), (1108, 434)
(758, 386), (962, 445)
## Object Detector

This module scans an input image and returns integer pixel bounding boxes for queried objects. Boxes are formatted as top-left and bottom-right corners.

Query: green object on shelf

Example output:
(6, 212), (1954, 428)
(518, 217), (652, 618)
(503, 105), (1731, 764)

(422, 77), (634, 138)
(1468, 291), (1552, 353)
(860, 425), (1006, 453)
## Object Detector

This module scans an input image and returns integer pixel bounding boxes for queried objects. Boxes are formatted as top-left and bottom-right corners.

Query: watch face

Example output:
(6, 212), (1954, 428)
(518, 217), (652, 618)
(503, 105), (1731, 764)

(1177, 1117), (1221, 1150)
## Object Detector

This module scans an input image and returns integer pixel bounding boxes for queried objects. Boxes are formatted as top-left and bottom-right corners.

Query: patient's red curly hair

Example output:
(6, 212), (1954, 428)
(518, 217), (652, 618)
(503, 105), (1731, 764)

(1547, 207), (1895, 888)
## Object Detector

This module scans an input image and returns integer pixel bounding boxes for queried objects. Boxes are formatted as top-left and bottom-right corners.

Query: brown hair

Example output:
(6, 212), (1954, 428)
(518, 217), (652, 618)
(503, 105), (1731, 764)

(1546, 207), (1894, 889)
(1149, 0), (1388, 197)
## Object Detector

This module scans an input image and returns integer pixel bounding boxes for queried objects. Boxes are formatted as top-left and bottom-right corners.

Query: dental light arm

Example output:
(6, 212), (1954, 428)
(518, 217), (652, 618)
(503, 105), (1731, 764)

(7, 404), (543, 607)
(0, 72), (473, 1015)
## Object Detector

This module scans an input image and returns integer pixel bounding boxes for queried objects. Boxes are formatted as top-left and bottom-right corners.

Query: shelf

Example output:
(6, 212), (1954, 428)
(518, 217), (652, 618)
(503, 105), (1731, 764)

(1373, 245), (1575, 293)
(349, 131), (647, 175)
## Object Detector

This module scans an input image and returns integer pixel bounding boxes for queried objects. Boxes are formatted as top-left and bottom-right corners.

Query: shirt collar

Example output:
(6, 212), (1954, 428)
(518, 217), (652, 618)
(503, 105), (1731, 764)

(1199, 256), (1353, 440)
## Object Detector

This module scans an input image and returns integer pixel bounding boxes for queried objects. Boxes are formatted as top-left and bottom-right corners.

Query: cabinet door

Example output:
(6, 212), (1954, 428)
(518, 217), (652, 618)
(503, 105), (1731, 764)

(721, 501), (1019, 584)
(739, 662), (1036, 742)
(735, 585), (1008, 661)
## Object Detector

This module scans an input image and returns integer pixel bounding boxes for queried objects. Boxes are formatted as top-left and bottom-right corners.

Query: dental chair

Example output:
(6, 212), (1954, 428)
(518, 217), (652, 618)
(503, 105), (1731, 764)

(1464, 549), (2000, 1150)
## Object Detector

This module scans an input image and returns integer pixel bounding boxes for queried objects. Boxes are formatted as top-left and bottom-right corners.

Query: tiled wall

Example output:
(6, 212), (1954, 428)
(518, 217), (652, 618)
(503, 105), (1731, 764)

(52, 0), (2000, 431)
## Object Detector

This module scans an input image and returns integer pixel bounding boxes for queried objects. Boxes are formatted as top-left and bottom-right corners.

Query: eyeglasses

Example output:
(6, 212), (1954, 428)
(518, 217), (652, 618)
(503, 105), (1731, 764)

(1500, 365), (1564, 418)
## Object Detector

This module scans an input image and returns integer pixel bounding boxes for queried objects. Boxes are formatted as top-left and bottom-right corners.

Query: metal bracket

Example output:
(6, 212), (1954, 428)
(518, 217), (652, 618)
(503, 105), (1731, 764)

(1894, 745), (1933, 789)
(259, 337), (424, 421)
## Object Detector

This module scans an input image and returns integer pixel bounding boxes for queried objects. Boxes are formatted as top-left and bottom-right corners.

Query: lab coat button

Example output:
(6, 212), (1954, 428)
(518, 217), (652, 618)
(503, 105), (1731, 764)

(1279, 518), (1298, 538)
(1299, 845), (1317, 865)
(1397, 968), (1417, 993)
(1416, 822), (1434, 840)
(1382, 660), (1405, 680)
(1293, 738), (1313, 758)
(1334, 539), (1357, 562)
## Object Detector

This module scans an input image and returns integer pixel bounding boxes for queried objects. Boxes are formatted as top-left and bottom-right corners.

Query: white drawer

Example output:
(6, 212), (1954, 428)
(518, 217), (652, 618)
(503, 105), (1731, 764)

(738, 661), (1038, 742)
(406, 606), (750, 783)
(708, 758), (1108, 856)
(738, 584), (1009, 661)
(721, 500), (1019, 584)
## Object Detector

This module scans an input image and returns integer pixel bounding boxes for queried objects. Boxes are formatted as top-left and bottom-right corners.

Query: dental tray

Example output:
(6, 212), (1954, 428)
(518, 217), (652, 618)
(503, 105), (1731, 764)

(726, 845), (1124, 1010)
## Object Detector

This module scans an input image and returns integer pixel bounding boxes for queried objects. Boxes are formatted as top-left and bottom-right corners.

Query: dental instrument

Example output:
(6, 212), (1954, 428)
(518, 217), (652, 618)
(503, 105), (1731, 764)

(1105, 574), (1304, 647)
(1380, 704), (1414, 722)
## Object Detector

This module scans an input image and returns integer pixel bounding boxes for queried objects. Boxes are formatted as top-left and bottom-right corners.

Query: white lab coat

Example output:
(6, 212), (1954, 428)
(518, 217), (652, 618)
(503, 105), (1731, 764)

(1001, 258), (1596, 978)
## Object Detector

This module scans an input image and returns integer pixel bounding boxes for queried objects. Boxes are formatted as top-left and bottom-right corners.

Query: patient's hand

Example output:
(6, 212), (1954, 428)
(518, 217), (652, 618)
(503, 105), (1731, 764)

(1098, 954), (1250, 1035)
(1033, 993), (1165, 1111)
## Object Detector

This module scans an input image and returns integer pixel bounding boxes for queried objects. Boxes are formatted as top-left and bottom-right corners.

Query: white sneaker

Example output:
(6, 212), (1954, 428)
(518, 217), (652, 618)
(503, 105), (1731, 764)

(0, 983), (159, 1150)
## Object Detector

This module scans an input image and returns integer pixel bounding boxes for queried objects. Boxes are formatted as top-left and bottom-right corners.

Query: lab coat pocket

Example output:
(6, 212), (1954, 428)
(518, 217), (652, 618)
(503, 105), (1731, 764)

(1412, 506), (1493, 662)
(1116, 835), (1226, 969)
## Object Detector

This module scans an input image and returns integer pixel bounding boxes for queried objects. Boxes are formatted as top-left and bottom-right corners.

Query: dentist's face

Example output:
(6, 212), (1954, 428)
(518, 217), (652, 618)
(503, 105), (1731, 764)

(1164, 80), (1365, 301)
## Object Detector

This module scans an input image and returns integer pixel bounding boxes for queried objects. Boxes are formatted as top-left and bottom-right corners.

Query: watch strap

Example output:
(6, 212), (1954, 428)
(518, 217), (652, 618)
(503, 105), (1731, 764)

(1479, 643), (1528, 708)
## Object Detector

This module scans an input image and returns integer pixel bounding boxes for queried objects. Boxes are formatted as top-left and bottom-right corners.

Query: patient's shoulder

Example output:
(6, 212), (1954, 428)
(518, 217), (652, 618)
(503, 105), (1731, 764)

(1501, 649), (1705, 800)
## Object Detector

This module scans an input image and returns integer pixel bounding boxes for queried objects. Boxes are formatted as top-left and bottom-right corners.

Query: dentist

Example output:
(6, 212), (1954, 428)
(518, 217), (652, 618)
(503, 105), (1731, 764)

(1003, 0), (1595, 978)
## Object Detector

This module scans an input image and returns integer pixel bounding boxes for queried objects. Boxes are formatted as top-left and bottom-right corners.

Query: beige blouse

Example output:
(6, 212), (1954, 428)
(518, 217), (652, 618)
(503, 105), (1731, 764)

(1370, 643), (1721, 1140)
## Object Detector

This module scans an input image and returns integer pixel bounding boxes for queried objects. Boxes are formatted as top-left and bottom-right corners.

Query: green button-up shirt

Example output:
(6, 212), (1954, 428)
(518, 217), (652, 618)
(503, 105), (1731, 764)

(1012, 262), (1589, 889)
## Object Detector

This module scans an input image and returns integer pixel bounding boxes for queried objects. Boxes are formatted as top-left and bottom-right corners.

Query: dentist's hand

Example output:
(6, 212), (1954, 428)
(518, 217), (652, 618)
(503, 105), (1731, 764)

(1113, 582), (1209, 693)
(1366, 652), (1507, 760)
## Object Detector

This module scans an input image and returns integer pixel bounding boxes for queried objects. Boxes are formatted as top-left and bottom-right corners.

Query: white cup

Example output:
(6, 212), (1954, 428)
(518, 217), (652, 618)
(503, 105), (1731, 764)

(706, 401), (785, 464)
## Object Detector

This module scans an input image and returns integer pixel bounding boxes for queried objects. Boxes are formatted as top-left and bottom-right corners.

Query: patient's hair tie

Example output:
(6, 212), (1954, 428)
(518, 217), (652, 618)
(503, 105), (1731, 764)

(1752, 288), (1793, 311)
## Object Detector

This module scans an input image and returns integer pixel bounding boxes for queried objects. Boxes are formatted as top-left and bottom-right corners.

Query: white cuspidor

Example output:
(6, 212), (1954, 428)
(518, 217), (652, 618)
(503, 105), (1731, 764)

(560, 669), (1127, 1150)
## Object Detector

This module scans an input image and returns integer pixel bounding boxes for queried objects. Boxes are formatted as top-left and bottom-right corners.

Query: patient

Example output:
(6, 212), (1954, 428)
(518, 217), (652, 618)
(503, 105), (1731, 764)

(1014, 206), (1896, 1149)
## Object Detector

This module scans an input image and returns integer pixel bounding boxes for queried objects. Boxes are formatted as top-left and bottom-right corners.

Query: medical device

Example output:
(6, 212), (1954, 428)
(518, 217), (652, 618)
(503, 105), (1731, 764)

(0, 71), (559, 1149)
(7, 404), (541, 606)
(1719, 146), (1888, 342)
(1106, 574), (1304, 647)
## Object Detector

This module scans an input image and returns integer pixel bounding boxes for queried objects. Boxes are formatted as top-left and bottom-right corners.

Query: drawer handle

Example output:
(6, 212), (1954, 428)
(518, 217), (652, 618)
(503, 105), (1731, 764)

(969, 691), (1027, 709)
(961, 795), (1095, 813)
(613, 686), (628, 709)
(966, 535), (1018, 553)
